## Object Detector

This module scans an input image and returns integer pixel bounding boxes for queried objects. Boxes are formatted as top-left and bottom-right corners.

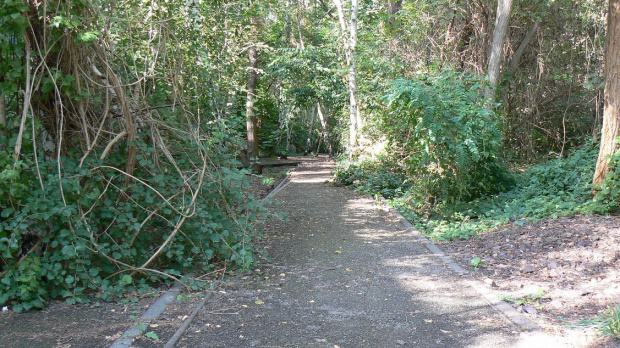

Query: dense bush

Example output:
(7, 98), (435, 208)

(397, 143), (615, 240)
(335, 158), (410, 199)
(379, 71), (513, 206)
(337, 122), (617, 241)
(332, 62), (618, 242)
(0, 122), (266, 311)
(0, 1), (270, 311)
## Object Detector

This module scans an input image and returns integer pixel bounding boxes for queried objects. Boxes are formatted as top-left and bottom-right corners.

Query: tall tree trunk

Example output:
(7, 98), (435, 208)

(387, 1), (402, 26)
(246, 17), (259, 168)
(317, 101), (333, 156)
(350, 0), (361, 141)
(484, 0), (513, 108)
(593, 0), (620, 187)
(387, 1), (402, 15)
(333, 0), (361, 150)
(305, 106), (316, 154)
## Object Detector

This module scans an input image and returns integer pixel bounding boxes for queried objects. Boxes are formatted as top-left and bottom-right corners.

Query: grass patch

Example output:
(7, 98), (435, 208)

(566, 304), (620, 339)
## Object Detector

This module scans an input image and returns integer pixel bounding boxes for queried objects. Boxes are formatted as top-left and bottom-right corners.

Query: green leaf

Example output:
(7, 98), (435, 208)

(144, 331), (159, 341)
(78, 31), (100, 43)
(61, 246), (75, 257)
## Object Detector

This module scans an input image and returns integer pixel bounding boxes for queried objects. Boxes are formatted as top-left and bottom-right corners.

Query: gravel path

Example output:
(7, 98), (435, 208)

(174, 158), (551, 348)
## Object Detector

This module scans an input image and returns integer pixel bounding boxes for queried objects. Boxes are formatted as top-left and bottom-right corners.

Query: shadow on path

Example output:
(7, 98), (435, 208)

(178, 159), (553, 348)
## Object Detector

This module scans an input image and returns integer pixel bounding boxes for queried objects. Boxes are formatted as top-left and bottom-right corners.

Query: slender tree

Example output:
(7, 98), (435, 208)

(594, 0), (620, 186)
(333, 0), (361, 150)
(246, 11), (260, 169)
(484, 0), (513, 108)
(317, 101), (333, 156)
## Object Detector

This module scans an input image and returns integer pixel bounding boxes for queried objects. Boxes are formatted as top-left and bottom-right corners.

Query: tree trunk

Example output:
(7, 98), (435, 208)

(387, 1), (402, 26)
(593, 0), (620, 187)
(350, 0), (361, 143)
(484, 0), (513, 108)
(508, 20), (539, 73)
(333, 0), (361, 150)
(387, 1), (402, 15)
(305, 106), (316, 154)
(317, 101), (333, 156)
(246, 17), (260, 170)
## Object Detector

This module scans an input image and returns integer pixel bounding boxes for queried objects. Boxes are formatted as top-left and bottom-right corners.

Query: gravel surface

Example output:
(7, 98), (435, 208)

(0, 293), (171, 347)
(173, 158), (547, 348)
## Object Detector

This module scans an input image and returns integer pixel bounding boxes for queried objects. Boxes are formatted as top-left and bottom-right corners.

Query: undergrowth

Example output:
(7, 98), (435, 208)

(336, 139), (619, 241)
(0, 124), (268, 311)
(0, 1), (270, 312)
(569, 304), (620, 339)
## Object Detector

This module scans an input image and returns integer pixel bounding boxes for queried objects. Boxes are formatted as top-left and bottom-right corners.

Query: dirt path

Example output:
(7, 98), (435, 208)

(171, 158), (555, 348)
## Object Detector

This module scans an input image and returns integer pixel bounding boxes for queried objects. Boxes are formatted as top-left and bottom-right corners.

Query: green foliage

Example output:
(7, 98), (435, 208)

(401, 143), (604, 240)
(469, 256), (483, 270)
(130, 315), (159, 340)
(569, 303), (620, 339)
(602, 304), (620, 339)
(501, 288), (545, 307)
(381, 71), (513, 206)
(0, 0), (270, 311)
(337, 71), (513, 220)
(338, 137), (615, 241)
(0, 124), (266, 311)
(593, 138), (620, 214)
(334, 158), (410, 199)
(144, 331), (160, 341)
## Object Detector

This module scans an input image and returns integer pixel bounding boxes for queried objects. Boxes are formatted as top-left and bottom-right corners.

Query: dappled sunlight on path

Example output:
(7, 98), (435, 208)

(179, 157), (571, 348)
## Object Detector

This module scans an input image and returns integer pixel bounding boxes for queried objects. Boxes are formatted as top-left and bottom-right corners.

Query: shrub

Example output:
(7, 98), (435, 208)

(593, 137), (620, 214)
(0, 123), (267, 311)
(397, 143), (605, 240)
(381, 71), (512, 209)
(334, 157), (410, 199)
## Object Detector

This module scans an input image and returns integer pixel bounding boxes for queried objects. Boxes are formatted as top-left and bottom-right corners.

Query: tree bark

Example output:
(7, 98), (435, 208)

(349, 0), (361, 148)
(593, 0), (620, 187)
(508, 20), (539, 73)
(246, 16), (260, 168)
(484, 0), (513, 108)
(387, 1), (402, 26)
(317, 101), (333, 156)
(387, 1), (402, 15)
(305, 106), (316, 154)
(333, 0), (361, 150)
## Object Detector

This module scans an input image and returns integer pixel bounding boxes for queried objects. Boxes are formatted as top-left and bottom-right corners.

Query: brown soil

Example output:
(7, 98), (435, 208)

(439, 214), (620, 345)
(0, 295), (161, 347)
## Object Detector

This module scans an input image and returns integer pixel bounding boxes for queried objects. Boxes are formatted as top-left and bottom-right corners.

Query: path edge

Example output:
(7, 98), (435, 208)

(109, 281), (184, 348)
(377, 197), (542, 332)
(110, 172), (293, 348)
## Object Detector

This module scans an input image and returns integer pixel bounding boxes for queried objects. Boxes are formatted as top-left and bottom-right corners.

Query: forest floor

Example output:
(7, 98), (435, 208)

(0, 157), (617, 347)
(439, 214), (619, 344)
